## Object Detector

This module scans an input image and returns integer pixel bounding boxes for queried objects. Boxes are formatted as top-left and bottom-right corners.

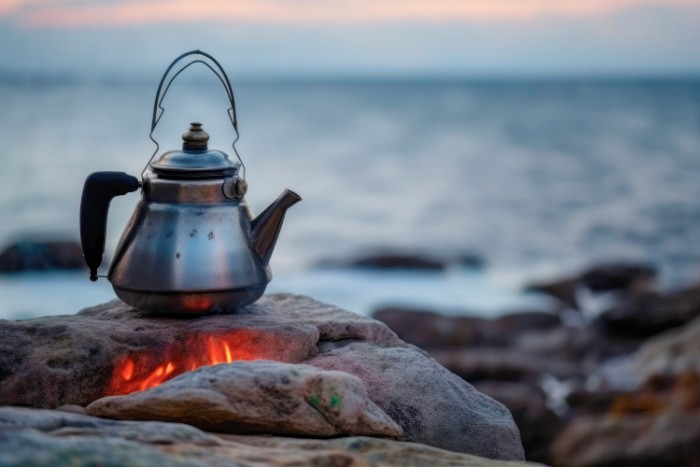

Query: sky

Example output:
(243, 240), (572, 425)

(1, 0), (699, 78)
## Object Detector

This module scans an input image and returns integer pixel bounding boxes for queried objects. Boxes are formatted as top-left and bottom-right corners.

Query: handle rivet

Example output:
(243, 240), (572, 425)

(223, 177), (247, 199)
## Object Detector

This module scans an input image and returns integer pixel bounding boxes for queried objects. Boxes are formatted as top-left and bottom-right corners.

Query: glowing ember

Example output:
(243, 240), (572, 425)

(106, 330), (262, 395)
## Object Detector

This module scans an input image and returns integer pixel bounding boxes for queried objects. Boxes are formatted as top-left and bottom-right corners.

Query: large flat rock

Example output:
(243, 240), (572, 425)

(0, 407), (541, 467)
(0, 293), (524, 460)
(87, 360), (403, 438)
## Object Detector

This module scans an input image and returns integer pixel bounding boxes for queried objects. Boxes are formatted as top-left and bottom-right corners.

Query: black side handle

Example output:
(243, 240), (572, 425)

(80, 172), (140, 281)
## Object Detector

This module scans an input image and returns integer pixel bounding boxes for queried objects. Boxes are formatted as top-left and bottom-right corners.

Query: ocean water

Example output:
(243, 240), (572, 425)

(1, 77), (699, 318)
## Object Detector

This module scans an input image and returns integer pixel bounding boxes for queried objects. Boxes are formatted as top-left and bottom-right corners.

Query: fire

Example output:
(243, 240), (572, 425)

(182, 295), (213, 311)
(106, 330), (260, 396)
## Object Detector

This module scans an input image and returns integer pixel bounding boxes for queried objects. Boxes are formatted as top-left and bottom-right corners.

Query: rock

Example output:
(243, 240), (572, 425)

(342, 253), (446, 271)
(220, 435), (539, 467)
(87, 360), (403, 438)
(0, 407), (544, 467)
(565, 386), (624, 416)
(552, 367), (700, 467)
(0, 294), (525, 460)
(430, 348), (582, 383)
(550, 413), (700, 467)
(514, 325), (640, 369)
(525, 262), (657, 311)
(635, 315), (700, 378)
(473, 381), (563, 464)
(317, 251), (486, 271)
(1, 429), (197, 466)
(55, 404), (87, 415)
(514, 326), (598, 360)
(564, 353), (651, 417)
(308, 340), (525, 461)
(597, 285), (700, 339)
(0, 406), (220, 450)
(261, 294), (404, 346)
(0, 298), (320, 408)
(0, 239), (85, 272)
(318, 252), (446, 271)
(372, 307), (561, 349)
(526, 277), (579, 310)
(580, 263), (656, 293)
(608, 371), (700, 416)
(492, 312), (562, 337)
(372, 308), (485, 348)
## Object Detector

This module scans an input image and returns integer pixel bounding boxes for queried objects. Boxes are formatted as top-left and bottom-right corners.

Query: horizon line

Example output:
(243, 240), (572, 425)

(2, 70), (700, 85)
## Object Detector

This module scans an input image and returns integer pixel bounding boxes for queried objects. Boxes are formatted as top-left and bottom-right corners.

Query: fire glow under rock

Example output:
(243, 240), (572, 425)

(0, 294), (525, 461)
(107, 330), (263, 395)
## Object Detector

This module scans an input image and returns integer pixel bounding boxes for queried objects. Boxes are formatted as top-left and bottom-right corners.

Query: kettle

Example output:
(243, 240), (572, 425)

(79, 50), (301, 315)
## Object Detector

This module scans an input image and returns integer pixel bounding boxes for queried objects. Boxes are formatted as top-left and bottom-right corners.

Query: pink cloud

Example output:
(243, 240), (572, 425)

(6, 0), (700, 28)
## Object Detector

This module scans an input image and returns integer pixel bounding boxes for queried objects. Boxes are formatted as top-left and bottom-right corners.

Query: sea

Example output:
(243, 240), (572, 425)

(1, 76), (699, 319)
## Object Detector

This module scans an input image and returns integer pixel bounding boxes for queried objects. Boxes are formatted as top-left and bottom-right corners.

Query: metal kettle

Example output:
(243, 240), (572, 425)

(79, 50), (300, 315)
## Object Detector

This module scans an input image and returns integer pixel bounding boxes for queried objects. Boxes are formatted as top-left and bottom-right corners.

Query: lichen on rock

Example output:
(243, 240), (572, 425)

(86, 360), (403, 438)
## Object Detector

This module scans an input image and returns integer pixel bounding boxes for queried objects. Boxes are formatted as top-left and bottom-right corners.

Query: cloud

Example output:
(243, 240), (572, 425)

(3, 0), (700, 28)
(0, 1), (698, 76)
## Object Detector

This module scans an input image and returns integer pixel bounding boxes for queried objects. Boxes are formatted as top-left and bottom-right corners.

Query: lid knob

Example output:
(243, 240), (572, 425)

(182, 122), (209, 149)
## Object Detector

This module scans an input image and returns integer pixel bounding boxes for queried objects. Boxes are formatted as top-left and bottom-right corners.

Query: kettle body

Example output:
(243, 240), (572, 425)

(109, 175), (269, 314)
(79, 51), (300, 315)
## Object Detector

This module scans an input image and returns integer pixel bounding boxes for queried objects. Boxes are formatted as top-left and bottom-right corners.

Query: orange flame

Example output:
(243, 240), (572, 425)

(106, 330), (261, 396)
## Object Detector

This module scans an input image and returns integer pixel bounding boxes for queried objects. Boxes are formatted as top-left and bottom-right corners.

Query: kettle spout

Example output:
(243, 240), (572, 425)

(251, 189), (301, 266)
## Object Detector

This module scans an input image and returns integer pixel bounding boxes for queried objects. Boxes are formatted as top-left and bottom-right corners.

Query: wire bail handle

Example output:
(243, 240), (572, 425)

(143, 50), (245, 179)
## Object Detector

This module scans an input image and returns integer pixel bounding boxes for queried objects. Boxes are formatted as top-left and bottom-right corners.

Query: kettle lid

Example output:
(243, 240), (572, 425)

(150, 122), (239, 178)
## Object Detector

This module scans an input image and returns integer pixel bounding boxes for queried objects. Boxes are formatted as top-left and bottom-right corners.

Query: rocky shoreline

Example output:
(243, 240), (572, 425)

(1, 247), (698, 465)
(372, 262), (700, 465)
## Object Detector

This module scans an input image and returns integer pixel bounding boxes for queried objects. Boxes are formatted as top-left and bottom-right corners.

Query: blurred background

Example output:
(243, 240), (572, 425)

(0, 0), (700, 317)
(1, 1), (700, 464)
(1, 0), (699, 319)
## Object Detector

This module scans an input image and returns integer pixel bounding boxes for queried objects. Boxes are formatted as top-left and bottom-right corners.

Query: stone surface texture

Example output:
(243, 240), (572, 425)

(525, 262), (657, 311)
(87, 360), (403, 438)
(635, 315), (700, 378)
(546, 295), (700, 467)
(373, 307), (561, 349)
(550, 413), (700, 467)
(0, 293), (525, 460)
(0, 298), (320, 408)
(366, 271), (700, 464)
(598, 285), (700, 339)
(0, 407), (543, 467)
(308, 341), (524, 461)
(473, 381), (563, 464)
(430, 348), (582, 383)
